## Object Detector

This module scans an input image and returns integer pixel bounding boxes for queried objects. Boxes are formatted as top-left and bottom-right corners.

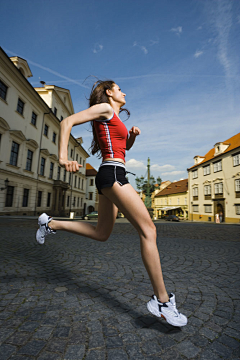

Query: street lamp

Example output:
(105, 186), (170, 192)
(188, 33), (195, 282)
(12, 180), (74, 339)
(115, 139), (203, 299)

(0, 178), (9, 191)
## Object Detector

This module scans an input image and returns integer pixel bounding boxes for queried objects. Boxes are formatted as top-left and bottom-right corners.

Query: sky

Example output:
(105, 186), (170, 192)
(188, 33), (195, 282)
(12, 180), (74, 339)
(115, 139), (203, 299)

(1, 0), (240, 189)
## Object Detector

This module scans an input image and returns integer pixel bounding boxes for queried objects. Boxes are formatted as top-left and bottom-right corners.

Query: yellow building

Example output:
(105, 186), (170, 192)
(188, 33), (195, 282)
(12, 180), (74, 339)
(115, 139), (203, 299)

(153, 179), (188, 219)
(187, 132), (240, 223)
(0, 47), (89, 216)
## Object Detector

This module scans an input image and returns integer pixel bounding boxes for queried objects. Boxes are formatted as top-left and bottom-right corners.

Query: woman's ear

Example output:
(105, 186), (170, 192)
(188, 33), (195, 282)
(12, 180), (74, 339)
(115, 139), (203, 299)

(106, 88), (112, 97)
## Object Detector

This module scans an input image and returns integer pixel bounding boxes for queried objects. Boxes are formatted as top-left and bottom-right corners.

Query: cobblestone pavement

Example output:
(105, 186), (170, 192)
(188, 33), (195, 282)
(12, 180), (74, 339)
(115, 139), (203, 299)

(0, 218), (239, 360)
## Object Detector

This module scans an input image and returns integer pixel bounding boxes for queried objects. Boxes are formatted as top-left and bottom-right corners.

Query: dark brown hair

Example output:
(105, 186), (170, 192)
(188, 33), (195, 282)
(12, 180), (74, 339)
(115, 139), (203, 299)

(89, 80), (130, 157)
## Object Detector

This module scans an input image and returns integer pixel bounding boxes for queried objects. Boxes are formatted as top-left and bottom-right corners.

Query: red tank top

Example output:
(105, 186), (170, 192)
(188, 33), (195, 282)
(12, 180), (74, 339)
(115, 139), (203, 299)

(94, 111), (128, 161)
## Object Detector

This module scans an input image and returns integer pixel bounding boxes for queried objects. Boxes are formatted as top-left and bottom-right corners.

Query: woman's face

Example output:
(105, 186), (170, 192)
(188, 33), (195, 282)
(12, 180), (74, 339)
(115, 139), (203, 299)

(109, 83), (126, 106)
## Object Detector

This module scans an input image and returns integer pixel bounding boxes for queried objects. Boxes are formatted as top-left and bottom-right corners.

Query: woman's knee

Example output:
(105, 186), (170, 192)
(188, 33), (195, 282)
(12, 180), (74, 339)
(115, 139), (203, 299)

(96, 231), (110, 242)
(139, 221), (157, 241)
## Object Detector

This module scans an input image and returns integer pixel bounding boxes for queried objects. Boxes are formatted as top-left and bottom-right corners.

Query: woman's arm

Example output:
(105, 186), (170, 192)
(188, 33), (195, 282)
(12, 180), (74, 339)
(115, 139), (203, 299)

(126, 126), (141, 151)
(59, 103), (112, 172)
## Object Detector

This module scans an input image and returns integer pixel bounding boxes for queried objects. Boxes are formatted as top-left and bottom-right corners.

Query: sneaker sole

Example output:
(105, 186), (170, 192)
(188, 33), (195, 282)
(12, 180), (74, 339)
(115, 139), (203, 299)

(147, 302), (187, 327)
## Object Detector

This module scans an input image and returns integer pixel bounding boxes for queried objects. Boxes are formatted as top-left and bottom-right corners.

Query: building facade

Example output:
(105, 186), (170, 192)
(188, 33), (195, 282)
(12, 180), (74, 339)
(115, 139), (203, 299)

(0, 47), (89, 217)
(85, 163), (98, 214)
(153, 179), (188, 219)
(187, 133), (240, 223)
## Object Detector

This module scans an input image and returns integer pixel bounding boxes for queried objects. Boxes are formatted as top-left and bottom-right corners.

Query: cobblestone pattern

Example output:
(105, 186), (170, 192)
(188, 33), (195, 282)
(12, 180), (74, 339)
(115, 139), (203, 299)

(0, 219), (239, 359)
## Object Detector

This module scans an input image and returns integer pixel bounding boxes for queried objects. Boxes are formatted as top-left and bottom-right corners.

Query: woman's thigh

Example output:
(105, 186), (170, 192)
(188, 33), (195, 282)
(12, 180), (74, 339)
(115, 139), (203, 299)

(95, 194), (118, 240)
(101, 183), (155, 238)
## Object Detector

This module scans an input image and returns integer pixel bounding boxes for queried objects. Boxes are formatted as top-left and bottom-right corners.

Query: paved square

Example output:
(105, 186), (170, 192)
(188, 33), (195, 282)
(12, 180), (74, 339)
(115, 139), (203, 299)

(0, 218), (239, 359)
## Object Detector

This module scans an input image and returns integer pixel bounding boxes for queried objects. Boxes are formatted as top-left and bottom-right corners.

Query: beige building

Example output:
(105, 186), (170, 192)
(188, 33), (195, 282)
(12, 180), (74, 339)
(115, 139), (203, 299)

(153, 179), (188, 219)
(0, 47), (89, 217)
(85, 163), (99, 214)
(187, 133), (240, 223)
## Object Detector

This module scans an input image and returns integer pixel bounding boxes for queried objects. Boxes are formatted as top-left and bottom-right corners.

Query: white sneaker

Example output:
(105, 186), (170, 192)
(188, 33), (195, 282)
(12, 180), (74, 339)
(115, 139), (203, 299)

(147, 293), (187, 327)
(36, 213), (56, 245)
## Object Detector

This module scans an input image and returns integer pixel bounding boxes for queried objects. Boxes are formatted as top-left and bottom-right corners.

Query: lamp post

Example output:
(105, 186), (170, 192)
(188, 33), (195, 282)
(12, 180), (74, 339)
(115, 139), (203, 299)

(0, 178), (9, 191)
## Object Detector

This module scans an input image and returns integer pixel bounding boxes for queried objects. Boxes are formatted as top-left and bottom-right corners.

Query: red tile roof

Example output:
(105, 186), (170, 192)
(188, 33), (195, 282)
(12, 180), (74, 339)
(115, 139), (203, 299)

(86, 163), (97, 176)
(155, 179), (188, 197)
(188, 132), (240, 170)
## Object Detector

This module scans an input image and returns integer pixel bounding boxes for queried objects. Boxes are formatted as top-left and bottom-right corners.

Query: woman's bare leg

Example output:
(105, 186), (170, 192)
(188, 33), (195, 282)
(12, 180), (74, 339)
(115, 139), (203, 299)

(101, 183), (169, 303)
(49, 194), (118, 242)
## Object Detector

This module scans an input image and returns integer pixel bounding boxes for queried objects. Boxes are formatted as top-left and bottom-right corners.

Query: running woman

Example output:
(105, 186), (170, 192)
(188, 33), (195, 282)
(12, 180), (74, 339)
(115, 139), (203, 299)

(36, 80), (187, 327)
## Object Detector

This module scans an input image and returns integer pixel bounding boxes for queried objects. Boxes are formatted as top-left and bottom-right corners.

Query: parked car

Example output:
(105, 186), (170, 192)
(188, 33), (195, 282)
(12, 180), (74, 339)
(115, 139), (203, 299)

(165, 215), (180, 222)
(84, 211), (98, 220)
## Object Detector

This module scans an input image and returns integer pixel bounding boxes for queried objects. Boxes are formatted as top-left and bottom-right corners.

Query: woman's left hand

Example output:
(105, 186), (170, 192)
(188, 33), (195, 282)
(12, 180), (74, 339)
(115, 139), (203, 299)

(129, 126), (141, 137)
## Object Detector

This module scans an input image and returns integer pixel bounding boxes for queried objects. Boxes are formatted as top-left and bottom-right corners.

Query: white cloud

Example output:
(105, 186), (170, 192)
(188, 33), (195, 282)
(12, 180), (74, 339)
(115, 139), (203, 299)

(197, 26), (203, 30)
(194, 50), (204, 58)
(133, 42), (148, 54)
(162, 170), (186, 176)
(125, 159), (146, 169)
(151, 164), (175, 171)
(93, 43), (103, 54)
(170, 26), (182, 36)
(150, 39), (159, 46)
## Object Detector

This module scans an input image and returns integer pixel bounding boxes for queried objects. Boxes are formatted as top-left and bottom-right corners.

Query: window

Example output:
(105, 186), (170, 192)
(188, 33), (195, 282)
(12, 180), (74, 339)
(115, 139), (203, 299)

(57, 166), (61, 180)
(89, 192), (93, 200)
(31, 112), (37, 126)
(77, 197), (79, 207)
(44, 124), (49, 137)
(67, 196), (70, 207)
(204, 204), (212, 213)
(177, 198), (180, 205)
(49, 162), (54, 179)
(78, 178), (80, 189)
(83, 160), (85, 167)
(0, 80), (8, 100)
(235, 179), (240, 192)
(169, 199), (172, 205)
(185, 197), (187, 205)
(63, 169), (66, 182)
(10, 141), (19, 166)
(214, 182), (223, 194)
(22, 188), (29, 207)
(233, 153), (240, 167)
(80, 157), (82, 165)
(54, 107), (57, 116)
(193, 187), (198, 196)
(90, 179), (94, 186)
(60, 116), (63, 121)
(203, 165), (210, 176)
(193, 205), (199, 212)
(213, 160), (222, 173)
(204, 185), (211, 195)
(47, 192), (51, 207)
(73, 197), (76, 207)
(52, 132), (57, 143)
(69, 173), (72, 185)
(26, 149), (33, 171)
(235, 204), (240, 215)
(5, 186), (14, 207)
(81, 179), (84, 189)
(74, 175), (77, 188)
(37, 191), (42, 207)
(40, 157), (46, 176)
(70, 149), (73, 158)
(165, 199), (167, 205)
(81, 198), (83, 207)
(76, 154), (78, 162)
(17, 98), (24, 115)
(192, 169), (198, 179)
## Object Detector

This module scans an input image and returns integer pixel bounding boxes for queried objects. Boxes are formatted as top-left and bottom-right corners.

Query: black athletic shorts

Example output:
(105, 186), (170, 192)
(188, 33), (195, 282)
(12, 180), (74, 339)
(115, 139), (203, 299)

(95, 161), (129, 195)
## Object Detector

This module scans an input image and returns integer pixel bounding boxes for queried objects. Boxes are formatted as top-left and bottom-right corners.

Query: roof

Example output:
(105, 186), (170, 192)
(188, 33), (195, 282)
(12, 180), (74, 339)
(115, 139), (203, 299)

(188, 132), (240, 170)
(155, 179), (188, 197)
(86, 163), (97, 176)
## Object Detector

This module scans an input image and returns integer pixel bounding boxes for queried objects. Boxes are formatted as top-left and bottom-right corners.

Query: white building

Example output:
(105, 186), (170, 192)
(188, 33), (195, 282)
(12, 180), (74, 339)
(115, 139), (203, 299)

(187, 132), (240, 223)
(85, 163), (98, 214)
(0, 47), (89, 216)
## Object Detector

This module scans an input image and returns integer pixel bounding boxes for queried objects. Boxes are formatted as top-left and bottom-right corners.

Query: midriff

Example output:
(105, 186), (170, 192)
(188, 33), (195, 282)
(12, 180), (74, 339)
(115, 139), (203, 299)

(104, 157), (125, 165)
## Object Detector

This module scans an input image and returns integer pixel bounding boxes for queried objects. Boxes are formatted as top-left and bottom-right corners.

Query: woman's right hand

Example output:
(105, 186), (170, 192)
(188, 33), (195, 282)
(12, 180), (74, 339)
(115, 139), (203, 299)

(59, 159), (82, 172)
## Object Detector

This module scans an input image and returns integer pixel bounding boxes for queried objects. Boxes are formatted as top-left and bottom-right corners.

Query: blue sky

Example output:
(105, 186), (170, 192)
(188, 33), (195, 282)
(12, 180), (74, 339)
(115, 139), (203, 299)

(2, 0), (240, 188)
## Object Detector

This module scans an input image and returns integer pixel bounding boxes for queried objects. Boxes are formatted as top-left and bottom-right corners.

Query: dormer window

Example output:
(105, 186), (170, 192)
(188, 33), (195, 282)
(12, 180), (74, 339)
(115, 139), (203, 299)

(214, 142), (229, 156)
